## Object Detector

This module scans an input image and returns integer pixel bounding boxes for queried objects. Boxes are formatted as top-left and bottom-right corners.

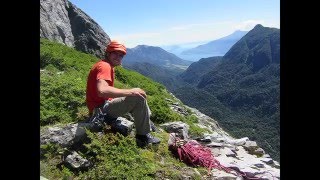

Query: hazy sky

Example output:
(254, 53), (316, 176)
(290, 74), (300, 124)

(69, 0), (280, 48)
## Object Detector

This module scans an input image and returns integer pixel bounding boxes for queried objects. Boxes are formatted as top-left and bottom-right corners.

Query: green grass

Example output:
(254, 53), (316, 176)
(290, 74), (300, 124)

(40, 38), (207, 179)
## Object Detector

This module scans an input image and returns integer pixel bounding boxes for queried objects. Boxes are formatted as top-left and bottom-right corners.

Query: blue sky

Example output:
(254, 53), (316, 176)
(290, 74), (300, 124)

(69, 0), (280, 48)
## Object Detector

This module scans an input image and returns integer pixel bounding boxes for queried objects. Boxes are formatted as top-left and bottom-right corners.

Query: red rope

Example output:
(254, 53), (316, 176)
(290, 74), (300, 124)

(169, 135), (267, 179)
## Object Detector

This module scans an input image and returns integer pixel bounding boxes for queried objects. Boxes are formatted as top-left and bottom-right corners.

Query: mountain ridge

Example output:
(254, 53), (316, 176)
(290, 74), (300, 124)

(182, 30), (248, 55)
(176, 24), (280, 161)
(123, 45), (193, 72)
(168, 30), (248, 61)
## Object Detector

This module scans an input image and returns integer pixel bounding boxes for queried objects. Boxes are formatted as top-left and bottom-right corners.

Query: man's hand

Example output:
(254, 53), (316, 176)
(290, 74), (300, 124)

(130, 88), (147, 99)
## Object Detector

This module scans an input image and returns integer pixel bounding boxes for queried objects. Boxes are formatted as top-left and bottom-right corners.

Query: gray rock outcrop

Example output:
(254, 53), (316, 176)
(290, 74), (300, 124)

(40, 0), (74, 47)
(164, 96), (280, 180)
(65, 151), (91, 169)
(40, 0), (110, 58)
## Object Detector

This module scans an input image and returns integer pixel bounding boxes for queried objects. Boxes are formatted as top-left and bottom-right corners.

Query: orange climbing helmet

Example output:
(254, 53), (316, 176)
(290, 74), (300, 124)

(106, 40), (126, 55)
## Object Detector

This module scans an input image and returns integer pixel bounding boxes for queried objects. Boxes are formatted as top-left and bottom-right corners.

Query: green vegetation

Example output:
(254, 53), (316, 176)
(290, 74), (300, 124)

(40, 131), (203, 179)
(40, 38), (182, 126)
(173, 25), (280, 161)
(124, 62), (183, 92)
(175, 67), (280, 161)
(40, 38), (207, 179)
(184, 115), (211, 138)
(40, 39), (96, 125)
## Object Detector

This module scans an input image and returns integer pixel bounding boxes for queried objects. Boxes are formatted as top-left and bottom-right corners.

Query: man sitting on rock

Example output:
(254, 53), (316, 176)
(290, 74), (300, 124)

(85, 40), (160, 147)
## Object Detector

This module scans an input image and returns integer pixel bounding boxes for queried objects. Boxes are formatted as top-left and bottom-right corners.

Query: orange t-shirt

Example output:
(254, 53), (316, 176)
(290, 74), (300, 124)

(86, 60), (114, 114)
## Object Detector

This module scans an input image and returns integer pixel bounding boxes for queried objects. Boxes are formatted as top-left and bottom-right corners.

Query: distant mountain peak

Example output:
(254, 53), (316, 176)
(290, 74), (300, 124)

(134, 45), (163, 50)
(123, 44), (192, 71)
(179, 30), (248, 61)
(132, 44), (167, 53)
(135, 45), (150, 48)
(224, 24), (280, 70)
(253, 24), (264, 29)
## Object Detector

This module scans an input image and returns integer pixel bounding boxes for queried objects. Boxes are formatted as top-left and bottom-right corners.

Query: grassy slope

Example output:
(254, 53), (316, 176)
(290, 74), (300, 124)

(40, 38), (207, 179)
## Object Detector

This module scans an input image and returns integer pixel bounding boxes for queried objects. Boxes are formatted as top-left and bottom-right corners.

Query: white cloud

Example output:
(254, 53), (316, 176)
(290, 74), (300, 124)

(234, 20), (280, 31)
(234, 20), (265, 31)
(168, 21), (231, 31)
(113, 20), (279, 48)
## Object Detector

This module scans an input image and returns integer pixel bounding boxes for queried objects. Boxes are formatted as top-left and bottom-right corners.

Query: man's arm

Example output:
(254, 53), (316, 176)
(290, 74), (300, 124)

(96, 79), (147, 99)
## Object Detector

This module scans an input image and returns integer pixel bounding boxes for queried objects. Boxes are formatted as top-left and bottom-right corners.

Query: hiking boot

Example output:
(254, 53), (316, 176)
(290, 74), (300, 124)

(104, 115), (117, 126)
(136, 133), (161, 147)
(87, 108), (106, 131)
(109, 119), (130, 136)
(150, 121), (158, 132)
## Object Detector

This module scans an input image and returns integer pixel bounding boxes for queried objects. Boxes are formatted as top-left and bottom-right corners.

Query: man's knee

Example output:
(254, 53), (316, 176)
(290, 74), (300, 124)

(126, 96), (147, 105)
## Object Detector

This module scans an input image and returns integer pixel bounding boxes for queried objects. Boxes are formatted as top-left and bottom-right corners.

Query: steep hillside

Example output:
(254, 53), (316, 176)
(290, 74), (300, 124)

(40, 38), (197, 179)
(175, 24), (280, 161)
(40, 39), (184, 126)
(223, 24), (279, 70)
(179, 56), (223, 85)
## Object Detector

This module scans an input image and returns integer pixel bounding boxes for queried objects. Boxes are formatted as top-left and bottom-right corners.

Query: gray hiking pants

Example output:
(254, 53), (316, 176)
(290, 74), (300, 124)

(103, 96), (151, 135)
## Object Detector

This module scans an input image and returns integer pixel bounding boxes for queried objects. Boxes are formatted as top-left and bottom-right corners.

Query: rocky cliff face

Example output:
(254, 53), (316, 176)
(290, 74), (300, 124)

(40, 0), (110, 58)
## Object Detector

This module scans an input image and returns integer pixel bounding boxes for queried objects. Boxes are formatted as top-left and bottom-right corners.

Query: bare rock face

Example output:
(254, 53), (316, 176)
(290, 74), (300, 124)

(67, 2), (110, 58)
(40, 0), (110, 58)
(40, 0), (74, 47)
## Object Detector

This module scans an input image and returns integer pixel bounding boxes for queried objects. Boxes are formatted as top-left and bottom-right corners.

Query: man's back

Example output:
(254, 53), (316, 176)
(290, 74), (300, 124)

(86, 60), (114, 114)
